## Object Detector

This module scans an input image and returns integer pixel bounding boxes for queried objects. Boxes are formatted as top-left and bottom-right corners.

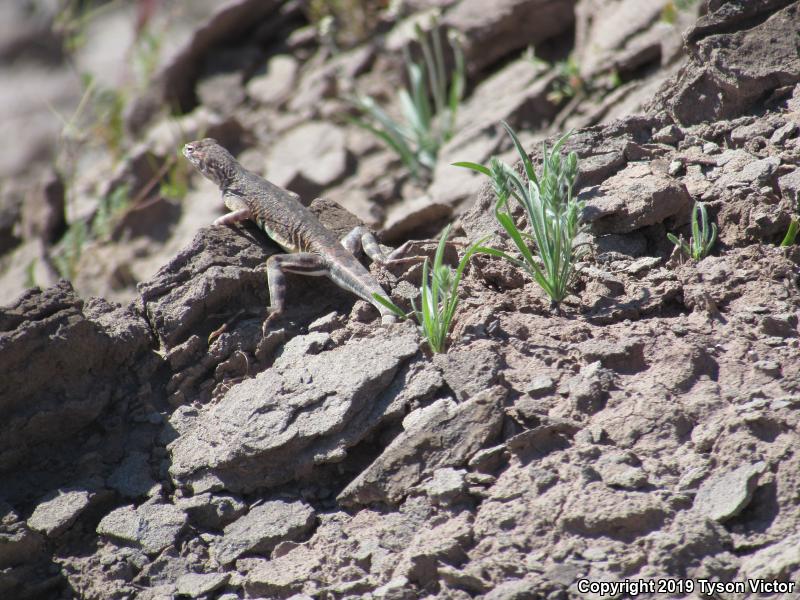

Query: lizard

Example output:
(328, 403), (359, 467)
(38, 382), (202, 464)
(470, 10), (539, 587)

(182, 137), (402, 325)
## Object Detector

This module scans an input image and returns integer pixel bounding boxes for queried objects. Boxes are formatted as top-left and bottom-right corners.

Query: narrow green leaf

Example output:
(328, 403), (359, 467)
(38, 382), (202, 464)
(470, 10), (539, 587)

(501, 120), (537, 186)
(372, 293), (409, 319)
(781, 219), (799, 246)
(452, 161), (492, 176)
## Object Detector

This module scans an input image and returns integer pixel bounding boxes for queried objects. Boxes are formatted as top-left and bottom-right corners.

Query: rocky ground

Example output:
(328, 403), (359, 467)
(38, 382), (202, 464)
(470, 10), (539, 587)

(1, 0), (800, 599)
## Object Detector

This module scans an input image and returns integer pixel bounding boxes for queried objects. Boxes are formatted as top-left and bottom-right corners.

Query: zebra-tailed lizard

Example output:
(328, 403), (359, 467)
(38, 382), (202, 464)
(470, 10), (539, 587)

(183, 138), (405, 326)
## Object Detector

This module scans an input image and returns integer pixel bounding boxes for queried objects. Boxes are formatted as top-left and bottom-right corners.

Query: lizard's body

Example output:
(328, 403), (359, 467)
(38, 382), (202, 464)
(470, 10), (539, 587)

(183, 138), (397, 324)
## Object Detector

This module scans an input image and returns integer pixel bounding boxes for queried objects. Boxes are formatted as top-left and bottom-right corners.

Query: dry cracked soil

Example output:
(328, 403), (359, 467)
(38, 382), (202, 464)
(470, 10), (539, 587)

(1, 1), (800, 599)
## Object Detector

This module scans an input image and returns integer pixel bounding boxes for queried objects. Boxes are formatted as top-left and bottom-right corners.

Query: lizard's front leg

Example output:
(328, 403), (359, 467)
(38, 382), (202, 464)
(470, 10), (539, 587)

(341, 226), (422, 265)
(264, 253), (327, 324)
(213, 208), (251, 226)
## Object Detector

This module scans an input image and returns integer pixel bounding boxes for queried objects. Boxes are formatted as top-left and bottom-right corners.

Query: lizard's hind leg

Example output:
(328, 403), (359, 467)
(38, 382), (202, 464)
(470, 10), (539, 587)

(265, 253), (328, 318)
(341, 226), (422, 265)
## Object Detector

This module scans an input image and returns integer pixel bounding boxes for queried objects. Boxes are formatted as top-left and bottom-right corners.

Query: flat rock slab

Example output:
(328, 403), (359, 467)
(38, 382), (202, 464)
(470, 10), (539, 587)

(27, 489), (94, 538)
(244, 544), (321, 597)
(694, 461), (766, 522)
(97, 503), (188, 556)
(168, 331), (420, 494)
(339, 387), (505, 507)
(213, 500), (315, 565)
(175, 572), (230, 598)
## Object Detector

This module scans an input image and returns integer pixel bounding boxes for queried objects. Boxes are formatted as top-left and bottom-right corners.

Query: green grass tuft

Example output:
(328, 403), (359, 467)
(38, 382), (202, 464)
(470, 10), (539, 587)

(455, 122), (584, 305)
(373, 224), (489, 353)
(351, 16), (464, 181)
(667, 201), (717, 260)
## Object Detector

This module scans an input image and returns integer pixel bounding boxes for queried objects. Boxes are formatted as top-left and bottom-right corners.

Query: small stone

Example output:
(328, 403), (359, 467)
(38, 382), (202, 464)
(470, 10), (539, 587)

(467, 444), (506, 474)
(568, 361), (615, 414)
(653, 124), (684, 144)
(307, 311), (343, 333)
(243, 545), (321, 597)
(423, 468), (467, 505)
(176, 493), (247, 530)
(754, 360), (781, 375)
(175, 572), (230, 598)
(27, 489), (94, 537)
(465, 472), (496, 487)
(694, 462), (766, 522)
(702, 142), (720, 153)
(246, 55), (299, 106)
(668, 159), (684, 176)
(97, 503), (187, 555)
(600, 463), (648, 490)
(770, 121), (798, 144)
(373, 576), (415, 600)
(525, 375), (555, 396)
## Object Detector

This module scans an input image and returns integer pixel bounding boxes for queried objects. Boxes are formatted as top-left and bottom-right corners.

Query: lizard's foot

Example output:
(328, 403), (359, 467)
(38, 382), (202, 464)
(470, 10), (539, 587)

(261, 307), (283, 335)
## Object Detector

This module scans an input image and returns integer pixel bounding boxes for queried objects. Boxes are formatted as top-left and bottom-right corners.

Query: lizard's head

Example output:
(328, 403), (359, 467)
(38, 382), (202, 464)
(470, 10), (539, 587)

(183, 138), (236, 187)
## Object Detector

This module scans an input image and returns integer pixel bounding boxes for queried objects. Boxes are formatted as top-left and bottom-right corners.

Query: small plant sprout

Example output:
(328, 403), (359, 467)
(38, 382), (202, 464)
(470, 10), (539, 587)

(373, 224), (489, 353)
(667, 201), (718, 260)
(351, 15), (465, 181)
(454, 122), (584, 305)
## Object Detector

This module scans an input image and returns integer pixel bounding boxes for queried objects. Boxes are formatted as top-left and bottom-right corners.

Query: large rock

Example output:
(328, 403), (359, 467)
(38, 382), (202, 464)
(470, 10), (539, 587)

(649, 0), (800, 124)
(581, 162), (692, 234)
(155, 0), (283, 111)
(443, 0), (575, 74)
(0, 281), (152, 471)
(168, 330), (421, 493)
